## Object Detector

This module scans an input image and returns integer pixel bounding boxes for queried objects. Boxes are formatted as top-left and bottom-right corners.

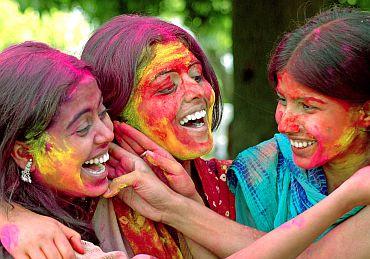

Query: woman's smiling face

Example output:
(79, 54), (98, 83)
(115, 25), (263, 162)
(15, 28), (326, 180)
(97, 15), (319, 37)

(123, 41), (215, 160)
(30, 76), (114, 197)
(275, 71), (365, 169)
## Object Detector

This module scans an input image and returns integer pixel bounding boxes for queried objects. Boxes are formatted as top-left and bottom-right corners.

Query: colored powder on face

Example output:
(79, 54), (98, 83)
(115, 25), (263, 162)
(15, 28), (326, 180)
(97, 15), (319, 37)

(136, 41), (193, 84)
(0, 224), (19, 252)
(27, 133), (82, 186)
(121, 41), (194, 130)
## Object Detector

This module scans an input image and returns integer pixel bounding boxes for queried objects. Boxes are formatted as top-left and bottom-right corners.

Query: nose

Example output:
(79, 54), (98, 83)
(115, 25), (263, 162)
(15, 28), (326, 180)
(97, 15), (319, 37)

(277, 110), (300, 134)
(94, 118), (114, 145)
(181, 74), (205, 102)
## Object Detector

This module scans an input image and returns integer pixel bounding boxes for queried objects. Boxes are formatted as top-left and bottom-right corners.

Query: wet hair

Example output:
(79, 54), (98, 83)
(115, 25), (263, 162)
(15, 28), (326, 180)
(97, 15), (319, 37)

(81, 14), (222, 129)
(0, 41), (98, 253)
(268, 7), (370, 103)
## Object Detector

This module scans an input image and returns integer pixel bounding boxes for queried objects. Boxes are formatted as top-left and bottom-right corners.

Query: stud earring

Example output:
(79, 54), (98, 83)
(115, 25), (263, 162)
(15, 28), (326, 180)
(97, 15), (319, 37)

(21, 159), (32, 183)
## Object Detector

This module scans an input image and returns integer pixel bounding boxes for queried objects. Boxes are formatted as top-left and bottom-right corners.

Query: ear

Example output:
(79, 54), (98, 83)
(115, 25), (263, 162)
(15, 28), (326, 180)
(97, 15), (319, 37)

(357, 101), (370, 129)
(11, 141), (35, 171)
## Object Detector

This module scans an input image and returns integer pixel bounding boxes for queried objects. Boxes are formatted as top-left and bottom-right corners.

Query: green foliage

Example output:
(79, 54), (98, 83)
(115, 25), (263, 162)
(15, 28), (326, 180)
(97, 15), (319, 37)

(338, 0), (370, 10)
(0, 0), (91, 53)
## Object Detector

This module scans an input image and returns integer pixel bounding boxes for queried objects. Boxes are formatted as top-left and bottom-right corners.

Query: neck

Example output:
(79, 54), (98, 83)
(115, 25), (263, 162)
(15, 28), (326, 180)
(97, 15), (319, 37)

(324, 133), (369, 193)
(181, 159), (192, 176)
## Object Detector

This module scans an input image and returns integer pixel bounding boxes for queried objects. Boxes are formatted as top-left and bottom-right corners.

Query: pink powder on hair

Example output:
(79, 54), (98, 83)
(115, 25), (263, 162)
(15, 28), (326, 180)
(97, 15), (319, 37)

(313, 28), (321, 41)
(0, 224), (19, 253)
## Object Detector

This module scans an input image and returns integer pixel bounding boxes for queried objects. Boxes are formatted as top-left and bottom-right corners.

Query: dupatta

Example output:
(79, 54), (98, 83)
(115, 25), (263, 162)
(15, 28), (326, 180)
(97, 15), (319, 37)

(227, 133), (362, 238)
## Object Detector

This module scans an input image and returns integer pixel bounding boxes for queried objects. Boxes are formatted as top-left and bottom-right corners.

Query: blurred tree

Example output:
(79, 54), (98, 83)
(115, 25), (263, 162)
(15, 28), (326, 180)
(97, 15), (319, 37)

(0, 0), (91, 54)
(230, 0), (366, 156)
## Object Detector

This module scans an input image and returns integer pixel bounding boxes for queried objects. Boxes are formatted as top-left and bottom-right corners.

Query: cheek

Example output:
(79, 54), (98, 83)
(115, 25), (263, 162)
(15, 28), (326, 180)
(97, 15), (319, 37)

(275, 106), (284, 124)
(140, 96), (181, 124)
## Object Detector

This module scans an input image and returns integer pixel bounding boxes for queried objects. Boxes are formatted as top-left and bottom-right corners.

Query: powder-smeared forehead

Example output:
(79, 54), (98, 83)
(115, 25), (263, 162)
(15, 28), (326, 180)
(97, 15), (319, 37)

(136, 41), (195, 86)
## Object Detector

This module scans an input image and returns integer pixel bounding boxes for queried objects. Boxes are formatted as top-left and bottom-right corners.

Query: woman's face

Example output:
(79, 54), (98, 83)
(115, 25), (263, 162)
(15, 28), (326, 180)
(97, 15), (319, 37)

(275, 72), (365, 169)
(31, 76), (114, 197)
(123, 41), (215, 160)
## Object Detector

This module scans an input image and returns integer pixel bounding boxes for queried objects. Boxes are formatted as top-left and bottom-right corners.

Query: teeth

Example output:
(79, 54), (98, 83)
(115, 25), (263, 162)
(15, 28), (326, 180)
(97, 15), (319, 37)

(84, 152), (109, 165)
(84, 164), (105, 175)
(290, 139), (315, 149)
(180, 110), (206, 126)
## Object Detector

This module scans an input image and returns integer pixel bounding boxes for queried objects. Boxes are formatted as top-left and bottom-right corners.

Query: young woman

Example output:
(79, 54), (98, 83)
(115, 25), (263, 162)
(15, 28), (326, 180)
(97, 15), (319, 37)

(1, 8), (369, 258)
(0, 41), (132, 258)
(102, 7), (370, 258)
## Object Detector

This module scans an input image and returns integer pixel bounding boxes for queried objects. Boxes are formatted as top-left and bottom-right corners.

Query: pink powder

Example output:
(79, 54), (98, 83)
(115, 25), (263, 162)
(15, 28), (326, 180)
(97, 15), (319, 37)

(0, 224), (19, 253)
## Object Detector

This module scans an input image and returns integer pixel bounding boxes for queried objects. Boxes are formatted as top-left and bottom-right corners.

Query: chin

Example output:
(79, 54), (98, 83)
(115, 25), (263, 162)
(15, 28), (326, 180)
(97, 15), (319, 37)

(293, 155), (327, 170)
(173, 143), (213, 161)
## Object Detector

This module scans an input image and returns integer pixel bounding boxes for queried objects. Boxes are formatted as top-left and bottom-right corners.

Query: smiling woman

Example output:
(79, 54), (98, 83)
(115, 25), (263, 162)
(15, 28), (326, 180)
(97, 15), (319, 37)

(123, 40), (215, 159)
(0, 41), (125, 258)
(228, 7), (369, 236)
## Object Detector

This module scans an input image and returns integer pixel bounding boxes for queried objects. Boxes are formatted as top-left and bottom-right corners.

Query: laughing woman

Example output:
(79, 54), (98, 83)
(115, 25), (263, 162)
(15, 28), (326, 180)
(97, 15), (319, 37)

(0, 41), (131, 258)
(101, 7), (370, 258)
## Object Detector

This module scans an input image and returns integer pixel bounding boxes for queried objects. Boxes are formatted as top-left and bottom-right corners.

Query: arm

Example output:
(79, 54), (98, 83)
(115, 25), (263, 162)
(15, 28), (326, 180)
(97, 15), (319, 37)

(0, 203), (84, 258)
(226, 179), (355, 258)
(107, 149), (370, 258)
(167, 166), (370, 258)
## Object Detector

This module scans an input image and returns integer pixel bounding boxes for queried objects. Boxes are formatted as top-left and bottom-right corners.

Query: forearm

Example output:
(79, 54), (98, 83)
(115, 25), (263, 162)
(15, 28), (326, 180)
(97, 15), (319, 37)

(163, 194), (265, 258)
(227, 185), (351, 259)
(182, 235), (218, 259)
(299, 205), (370, 258)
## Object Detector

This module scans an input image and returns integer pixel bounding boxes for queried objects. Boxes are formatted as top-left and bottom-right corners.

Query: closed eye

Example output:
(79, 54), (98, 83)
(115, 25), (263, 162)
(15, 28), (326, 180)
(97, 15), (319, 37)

(76, 124), (91, 137)
(158, 85), (177, 94)
(277, 96), (287, 106)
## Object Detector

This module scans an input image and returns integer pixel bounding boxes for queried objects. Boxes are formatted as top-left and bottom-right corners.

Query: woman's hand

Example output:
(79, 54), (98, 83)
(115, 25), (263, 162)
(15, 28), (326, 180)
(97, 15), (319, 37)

(0, 205), (83, 259)
(110, 123), (199, 199)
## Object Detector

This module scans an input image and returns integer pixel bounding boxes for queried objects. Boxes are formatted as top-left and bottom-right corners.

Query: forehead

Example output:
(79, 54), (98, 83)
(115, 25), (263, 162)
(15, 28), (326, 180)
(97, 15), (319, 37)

(276, 71), (322, 98)
(138, 41), (199, 81)
(54, 76), (101, 122)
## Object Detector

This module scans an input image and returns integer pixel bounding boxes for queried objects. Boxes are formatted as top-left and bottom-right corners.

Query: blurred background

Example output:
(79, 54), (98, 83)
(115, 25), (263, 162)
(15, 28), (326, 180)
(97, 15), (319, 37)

(1, 0), (369, 159)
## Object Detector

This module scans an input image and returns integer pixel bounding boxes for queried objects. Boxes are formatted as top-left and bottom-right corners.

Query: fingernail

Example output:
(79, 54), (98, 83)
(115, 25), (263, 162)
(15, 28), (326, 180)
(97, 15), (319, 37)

(140, 150), (147, 158)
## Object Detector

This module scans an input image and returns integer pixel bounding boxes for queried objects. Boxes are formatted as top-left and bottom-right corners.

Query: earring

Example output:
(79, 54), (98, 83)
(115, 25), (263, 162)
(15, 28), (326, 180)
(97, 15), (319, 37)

(21, 159), (32, 183)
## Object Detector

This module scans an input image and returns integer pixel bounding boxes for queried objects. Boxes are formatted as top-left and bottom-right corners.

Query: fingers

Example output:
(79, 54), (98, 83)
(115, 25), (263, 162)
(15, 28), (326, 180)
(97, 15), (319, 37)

(145, 151), (185, 178)
(115, 133), (137, 155)
(106, 155), (127, 178)
(59, 223), (83, 255)
(108, 143), (139, 172)
(40, 242), (62, 259)
(27, 248), (47, 259)
(103, 173), (136, 198)
(53, 231), (77, 259)
(114, 121), (172, 159)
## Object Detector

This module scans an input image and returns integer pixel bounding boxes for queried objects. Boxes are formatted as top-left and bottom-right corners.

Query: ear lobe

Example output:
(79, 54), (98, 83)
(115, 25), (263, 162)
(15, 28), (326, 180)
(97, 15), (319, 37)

(11, 141), (34, 171)
(357, 101), (370, 129)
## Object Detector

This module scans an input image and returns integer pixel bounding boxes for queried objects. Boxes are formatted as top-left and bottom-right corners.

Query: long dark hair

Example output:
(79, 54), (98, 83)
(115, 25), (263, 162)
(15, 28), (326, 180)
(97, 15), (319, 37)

(82, 14), (223, 129)
(0, 42), (98, 254)
(268, 7), (370, 103)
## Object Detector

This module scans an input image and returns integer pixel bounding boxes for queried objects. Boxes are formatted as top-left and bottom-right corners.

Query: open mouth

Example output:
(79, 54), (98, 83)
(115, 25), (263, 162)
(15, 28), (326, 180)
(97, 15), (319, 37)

(82, 152), (109, 176)
(179, 109), (206, 128)
(290, 139), (316, 149)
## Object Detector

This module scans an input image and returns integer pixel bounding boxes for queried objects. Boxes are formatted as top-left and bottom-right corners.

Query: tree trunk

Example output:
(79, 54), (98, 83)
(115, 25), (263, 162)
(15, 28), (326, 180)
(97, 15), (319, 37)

(231, 0), (335, 157)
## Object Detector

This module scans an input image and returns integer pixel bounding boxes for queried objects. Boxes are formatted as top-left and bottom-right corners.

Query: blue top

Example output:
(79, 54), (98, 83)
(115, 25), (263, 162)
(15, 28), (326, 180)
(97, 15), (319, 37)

(227, 133), (362, 238)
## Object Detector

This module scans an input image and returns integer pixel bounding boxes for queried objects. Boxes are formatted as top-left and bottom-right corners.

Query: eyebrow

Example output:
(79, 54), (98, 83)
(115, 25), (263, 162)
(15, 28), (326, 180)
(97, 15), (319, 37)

(66, 108), (91, 130)
(154, 69), (175, 80)
(276, 89), (326, 104)
(303, 97), (326, 104)
(66, 95), (103, 129)
(188, 60), (201, 67)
